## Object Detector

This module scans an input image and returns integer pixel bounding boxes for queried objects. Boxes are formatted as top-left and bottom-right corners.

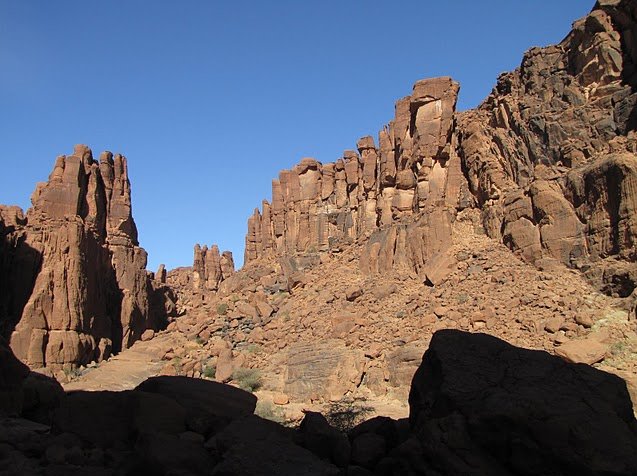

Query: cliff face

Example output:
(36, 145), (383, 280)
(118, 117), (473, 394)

(458, 0), (637, 295)
(245, 76), (467, 277)
(243, 0), (637, 296)
(0, 145), (162, 369)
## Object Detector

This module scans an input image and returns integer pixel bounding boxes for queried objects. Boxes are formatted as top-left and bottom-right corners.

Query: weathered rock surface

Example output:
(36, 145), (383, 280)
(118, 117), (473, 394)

(0, 146), (163, 370)
(458, 0), (637, 295)
(285, 340), (365, 402)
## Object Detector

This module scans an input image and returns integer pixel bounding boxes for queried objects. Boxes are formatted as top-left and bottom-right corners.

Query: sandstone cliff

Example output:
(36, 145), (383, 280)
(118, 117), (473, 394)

(244, 76), (463, 280)
(243, 0), (637, 297)
(0, 145), (164, 370)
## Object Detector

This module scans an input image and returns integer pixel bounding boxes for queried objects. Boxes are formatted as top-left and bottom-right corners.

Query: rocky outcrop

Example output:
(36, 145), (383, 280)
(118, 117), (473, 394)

(0, 145), (161, 369)
(192, 244), (235, 291)
(243, 0), (637, 295)
(284, 340), (365, 402)
(457, 0), (637, 295)
(244, 77), (466, 279)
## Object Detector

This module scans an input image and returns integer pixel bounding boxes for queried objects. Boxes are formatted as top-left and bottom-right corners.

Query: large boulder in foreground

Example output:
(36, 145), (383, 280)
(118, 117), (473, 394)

(135, 375), (257, 419)
(407, 330), (637, 476)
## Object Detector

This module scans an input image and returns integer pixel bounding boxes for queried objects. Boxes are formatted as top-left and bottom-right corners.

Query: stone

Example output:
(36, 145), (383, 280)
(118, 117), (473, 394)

(285, 340), (365, 402)
(298, 411), (350, 467)
(141, 329), (155, 341)
(0, 336), (30, 416)
(555, 337), (609, 365)
(575, 312), (595, 328)
(409, 330), (637, 475)
(133, 432), (215, 475)
(345, 286), (364, 302)
(544, 317), (564, 334)
(273, 393), (289, 405)
(350, 432), (386, 469)
(135, 376), (257, 419)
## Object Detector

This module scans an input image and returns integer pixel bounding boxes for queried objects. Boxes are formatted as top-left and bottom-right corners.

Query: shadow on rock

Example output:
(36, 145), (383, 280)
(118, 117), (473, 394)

(399, 329), (637, 476)
(2, 332), (637, 475)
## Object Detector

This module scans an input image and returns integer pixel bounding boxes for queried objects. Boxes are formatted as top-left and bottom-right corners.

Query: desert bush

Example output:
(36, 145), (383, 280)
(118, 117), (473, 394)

(203, 364), (216, 379)
(245, 343), (261, 354)
(232, 367), (263, 392)
(217, 303), (229, 316)
(325, 399), (374, 432)
(255, 400), (285, 424)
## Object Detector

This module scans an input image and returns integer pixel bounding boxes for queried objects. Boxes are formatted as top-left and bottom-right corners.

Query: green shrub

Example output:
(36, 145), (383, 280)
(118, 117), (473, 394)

(203, 365), (216, 379)
(63, 366), (83, 380)
(255, 400), (284, 424)
(232, 368), (263, 392)
(456, 293), (470, 304)
(245, 343), (261, 354)
(172, 357), (183, 373)
(217, 303), (229, 316)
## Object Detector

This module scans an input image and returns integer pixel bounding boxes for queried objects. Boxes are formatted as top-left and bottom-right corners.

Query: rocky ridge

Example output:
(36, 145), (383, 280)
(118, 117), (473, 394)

(243, 0), (637, 298)
(153, 0), (637, 414)
(162, 208), (637, 419)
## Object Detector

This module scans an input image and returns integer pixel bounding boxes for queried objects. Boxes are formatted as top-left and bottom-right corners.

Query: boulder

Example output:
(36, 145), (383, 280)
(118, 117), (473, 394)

(135, 376), (257, 419)
(408, 330), (637, 475)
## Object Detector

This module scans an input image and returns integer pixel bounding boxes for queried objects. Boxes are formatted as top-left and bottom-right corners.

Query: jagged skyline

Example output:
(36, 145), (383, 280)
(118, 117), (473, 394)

(0, 1), (593, 270)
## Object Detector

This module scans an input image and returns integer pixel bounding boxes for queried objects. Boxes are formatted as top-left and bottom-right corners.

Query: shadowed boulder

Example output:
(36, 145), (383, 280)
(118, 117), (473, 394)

(135, 375), (257, 419)
(407, 330), (637, 476)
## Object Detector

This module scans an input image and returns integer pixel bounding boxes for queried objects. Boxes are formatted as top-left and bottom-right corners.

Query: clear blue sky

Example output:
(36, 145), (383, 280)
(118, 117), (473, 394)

(1, 1), (594, 271)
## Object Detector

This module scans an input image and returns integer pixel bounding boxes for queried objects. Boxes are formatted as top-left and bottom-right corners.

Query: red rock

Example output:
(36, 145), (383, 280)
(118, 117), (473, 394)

(555, 337), (608, 365)
(4, 146), (159, 370)
(345, 286), (363, 302)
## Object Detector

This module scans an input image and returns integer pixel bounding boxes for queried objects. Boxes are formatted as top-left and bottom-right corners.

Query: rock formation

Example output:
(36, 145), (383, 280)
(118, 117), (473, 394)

(0, 145), (162, 369)
(458, 0), (637, 296)
(245, 76), (464, 278)
(243, 0), (637, 297)
(405, 330), (637, 475)
(192, 244), (235, 291)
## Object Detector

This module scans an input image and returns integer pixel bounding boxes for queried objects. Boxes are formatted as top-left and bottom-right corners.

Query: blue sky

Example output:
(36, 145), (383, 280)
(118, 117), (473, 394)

(0, 1), (594, 271)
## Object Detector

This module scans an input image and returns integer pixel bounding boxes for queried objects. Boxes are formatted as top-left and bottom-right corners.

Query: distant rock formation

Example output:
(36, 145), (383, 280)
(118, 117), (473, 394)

(192, 244), (235, 291)
(245, 76), (464, 277)
(0, 145), (163, 369)
(243, 0), (637, 296)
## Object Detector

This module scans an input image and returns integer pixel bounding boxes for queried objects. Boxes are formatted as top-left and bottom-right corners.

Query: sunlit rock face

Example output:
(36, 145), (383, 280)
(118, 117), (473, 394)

(244, 0), (637, 296)
(244, 77), (464, 278)
(0, 145), (160, 369)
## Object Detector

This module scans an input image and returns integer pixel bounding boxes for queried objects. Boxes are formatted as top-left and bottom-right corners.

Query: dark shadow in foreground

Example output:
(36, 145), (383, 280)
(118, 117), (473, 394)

(1, 330), (637, 475)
